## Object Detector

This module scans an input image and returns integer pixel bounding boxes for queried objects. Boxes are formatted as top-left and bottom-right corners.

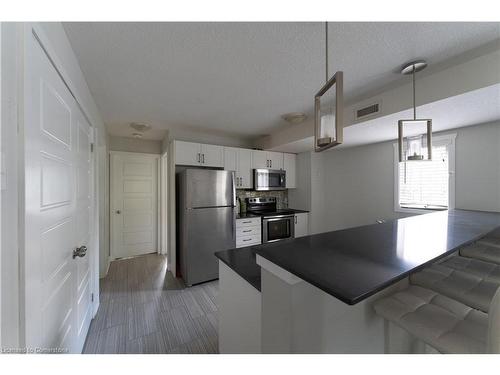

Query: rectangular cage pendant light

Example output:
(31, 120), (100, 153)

(398, 61), (432, 162)
(314, 22), (344, 152)
(315, 71), (344, 151)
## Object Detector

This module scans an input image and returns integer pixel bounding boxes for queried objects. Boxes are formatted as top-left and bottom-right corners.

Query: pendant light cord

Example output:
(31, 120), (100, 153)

(412, 65), (416, 120)
(325, 21), (329, 83)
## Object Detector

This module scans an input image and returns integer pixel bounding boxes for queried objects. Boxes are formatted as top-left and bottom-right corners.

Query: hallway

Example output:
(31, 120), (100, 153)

(83, 254), (219, 354)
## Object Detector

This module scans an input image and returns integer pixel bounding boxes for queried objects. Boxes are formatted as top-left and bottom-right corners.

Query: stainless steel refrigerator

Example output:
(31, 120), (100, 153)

(178, 169), (236, 286)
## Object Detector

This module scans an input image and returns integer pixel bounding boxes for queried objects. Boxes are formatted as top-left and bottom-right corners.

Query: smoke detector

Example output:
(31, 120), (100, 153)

(281, 112), (307, 124)
(130, 122), (151, 132)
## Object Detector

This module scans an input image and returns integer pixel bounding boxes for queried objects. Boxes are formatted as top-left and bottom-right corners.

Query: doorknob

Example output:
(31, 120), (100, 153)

(73, 245), (87, 259)
(116, 210), (121, 214)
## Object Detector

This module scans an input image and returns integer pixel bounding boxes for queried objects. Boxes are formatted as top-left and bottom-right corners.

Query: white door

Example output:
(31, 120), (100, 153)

(174, 140), (200, 166)
(24, 32), (93, 353)
(268, 151), (283, 170)
(111, 152), (159, 259)
(283, 153), (296, 188)
(200, 144), (224, 167)
(238, 149), (253, 188)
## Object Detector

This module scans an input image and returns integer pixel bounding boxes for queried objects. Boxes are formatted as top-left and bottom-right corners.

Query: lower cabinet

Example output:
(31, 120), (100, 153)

(236, 217), (261, 248)
(294, 213), (309, 238)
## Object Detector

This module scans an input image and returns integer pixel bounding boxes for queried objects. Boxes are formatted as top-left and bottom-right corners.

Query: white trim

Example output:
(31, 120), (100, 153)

(394, 133), (457, 214)
(109, 151), (160, 260)
(160, 151), (168, 256)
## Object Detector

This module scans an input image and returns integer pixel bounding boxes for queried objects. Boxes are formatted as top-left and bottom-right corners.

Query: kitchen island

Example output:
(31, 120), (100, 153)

(215, 209), (500, 353)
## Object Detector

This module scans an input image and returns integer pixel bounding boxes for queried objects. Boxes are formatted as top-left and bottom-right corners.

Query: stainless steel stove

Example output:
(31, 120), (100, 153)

(245, 197), (295, 243)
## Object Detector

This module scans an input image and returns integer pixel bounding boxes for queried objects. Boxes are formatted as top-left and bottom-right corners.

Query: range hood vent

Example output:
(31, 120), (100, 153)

(355, 102), (380, 120)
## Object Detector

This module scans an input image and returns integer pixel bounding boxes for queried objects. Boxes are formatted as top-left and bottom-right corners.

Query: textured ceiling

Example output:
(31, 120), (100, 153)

(63, 22), (500, 140)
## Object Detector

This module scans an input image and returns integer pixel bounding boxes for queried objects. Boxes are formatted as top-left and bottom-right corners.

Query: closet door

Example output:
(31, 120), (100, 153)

(24, 31), (93, 353)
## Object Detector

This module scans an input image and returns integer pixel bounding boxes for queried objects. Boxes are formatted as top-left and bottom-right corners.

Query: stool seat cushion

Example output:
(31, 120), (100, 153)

(461, 242), (500, 265)
(410, 260), (500, 313)
(374, 285), (488, 354)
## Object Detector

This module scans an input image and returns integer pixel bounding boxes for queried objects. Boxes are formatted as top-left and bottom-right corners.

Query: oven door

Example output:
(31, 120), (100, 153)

(262, 215), (295, 243)
(254, 169), (286, 191)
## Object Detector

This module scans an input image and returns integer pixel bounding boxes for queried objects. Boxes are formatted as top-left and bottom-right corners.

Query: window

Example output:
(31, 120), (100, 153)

(394, 134), (456, 213)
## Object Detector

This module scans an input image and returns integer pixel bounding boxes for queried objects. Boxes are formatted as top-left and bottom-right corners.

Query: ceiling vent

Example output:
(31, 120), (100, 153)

(355, 102), (381, 120)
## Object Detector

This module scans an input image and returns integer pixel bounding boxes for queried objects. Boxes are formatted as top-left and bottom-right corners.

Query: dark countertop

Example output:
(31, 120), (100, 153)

(254, 209), (500, 305)
(215, 246), (262, 291)
(236, 212), (261, 219)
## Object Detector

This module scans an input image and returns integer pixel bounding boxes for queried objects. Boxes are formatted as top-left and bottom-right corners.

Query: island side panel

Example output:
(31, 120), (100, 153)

(218, 261), (262, 353)
(260, 262), (409, 353)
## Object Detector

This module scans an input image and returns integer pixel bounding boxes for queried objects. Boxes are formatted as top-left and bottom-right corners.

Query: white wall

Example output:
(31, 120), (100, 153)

(289, 122), (500, 234)
(109, 135), (162, 154)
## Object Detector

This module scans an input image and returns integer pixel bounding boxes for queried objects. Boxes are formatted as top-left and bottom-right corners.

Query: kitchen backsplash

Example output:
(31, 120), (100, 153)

(236, 190), (288, 210)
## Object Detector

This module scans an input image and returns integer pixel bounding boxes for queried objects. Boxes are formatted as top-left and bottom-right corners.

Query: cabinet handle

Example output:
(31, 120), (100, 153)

(239, 177), (243, 186)
(242, 221), (252, 224)
(270, 159), (272, 168)
(243, 238), (251, 242)
(202, 154), (205, 164)
(295, 216), (297, 224)
(197, 153), (200, 163)
(243, 229), (251, 233)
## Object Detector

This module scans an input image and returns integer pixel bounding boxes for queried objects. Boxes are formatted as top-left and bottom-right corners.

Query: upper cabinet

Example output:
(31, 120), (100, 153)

(224, 147), (252, 189)
(251, 150), (283, 170)
(283, 153), (296, 188)
(174, 140), (296, 189)
(174, 140), (224, 168)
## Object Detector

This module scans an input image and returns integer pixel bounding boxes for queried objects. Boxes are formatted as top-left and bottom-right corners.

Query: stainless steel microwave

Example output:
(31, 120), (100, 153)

(253, 169), (286, 191)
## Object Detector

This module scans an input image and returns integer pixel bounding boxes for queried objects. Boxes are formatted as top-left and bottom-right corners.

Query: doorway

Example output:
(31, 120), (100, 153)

(110, 152), (160, 259)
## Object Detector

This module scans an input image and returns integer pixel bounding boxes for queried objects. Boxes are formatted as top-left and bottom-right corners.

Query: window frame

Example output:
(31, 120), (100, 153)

(393, 133), (457, 214)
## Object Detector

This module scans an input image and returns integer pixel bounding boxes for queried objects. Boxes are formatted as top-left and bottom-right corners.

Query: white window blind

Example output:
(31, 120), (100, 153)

(398, 143), (449, 210)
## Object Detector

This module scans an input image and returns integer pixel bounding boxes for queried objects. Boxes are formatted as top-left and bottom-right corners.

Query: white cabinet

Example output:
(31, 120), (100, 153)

(224, 147), (253, 189)
(268, 151), (283, 170)
(201, 143), (224, 167)
(251, 150), (269, 169)
(236, 217), (261, 248)
(294, 213), (309, 238)
(174, 140), (223, 167)
(174, 140), (201, 166)
(252, 150), (284, 170)
(283, 153), (296, 188)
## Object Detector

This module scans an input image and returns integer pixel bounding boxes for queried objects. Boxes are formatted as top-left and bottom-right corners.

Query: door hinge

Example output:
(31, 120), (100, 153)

(90, 143), (94, 153)
(91, 293), (94, 302)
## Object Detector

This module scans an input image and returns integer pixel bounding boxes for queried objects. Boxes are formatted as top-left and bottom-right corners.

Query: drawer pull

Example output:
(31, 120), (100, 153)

(242, 221), (252, 224)
(243, 238), (252, 242)
(242, 229), (252, 233)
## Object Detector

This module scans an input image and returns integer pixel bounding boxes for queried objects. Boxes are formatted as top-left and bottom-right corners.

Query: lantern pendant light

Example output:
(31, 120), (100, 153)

(398, 60), (432, 162)
(314, 22), (344, 152)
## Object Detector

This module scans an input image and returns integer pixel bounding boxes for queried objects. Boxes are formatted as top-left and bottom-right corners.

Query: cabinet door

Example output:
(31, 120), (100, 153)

(175, 140), (201, 166)
(238, 148), (253, 189)
(294, 213), (309, 238)
(267, 151), (283, 170)
(283, 153), (296, 188)
(201, 144), (224, 167)
(252, 150), (269, 169)
(224, 147), (238, 172)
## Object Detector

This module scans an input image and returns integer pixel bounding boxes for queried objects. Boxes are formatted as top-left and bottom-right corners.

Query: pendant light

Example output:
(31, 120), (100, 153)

(398, 61), (432, 162)
(314, 22), (343, 152)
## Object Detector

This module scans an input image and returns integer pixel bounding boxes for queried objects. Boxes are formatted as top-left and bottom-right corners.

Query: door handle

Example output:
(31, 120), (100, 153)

(73, 245), (87, 259)
(116, 210), (121, 214)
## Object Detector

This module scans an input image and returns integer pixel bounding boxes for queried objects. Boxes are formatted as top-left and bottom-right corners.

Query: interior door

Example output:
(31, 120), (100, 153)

(24, 32), (93, 353)
(111, 152), (158, 259)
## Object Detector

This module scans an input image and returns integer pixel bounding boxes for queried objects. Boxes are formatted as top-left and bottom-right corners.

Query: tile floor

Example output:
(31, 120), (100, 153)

(83, 254), (219, 354)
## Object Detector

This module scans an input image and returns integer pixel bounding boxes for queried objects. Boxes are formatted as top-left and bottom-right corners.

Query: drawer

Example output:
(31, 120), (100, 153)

(236, 234), (261, 248)
(236, 226), (261, 238)
(236, 217), (261, 228)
